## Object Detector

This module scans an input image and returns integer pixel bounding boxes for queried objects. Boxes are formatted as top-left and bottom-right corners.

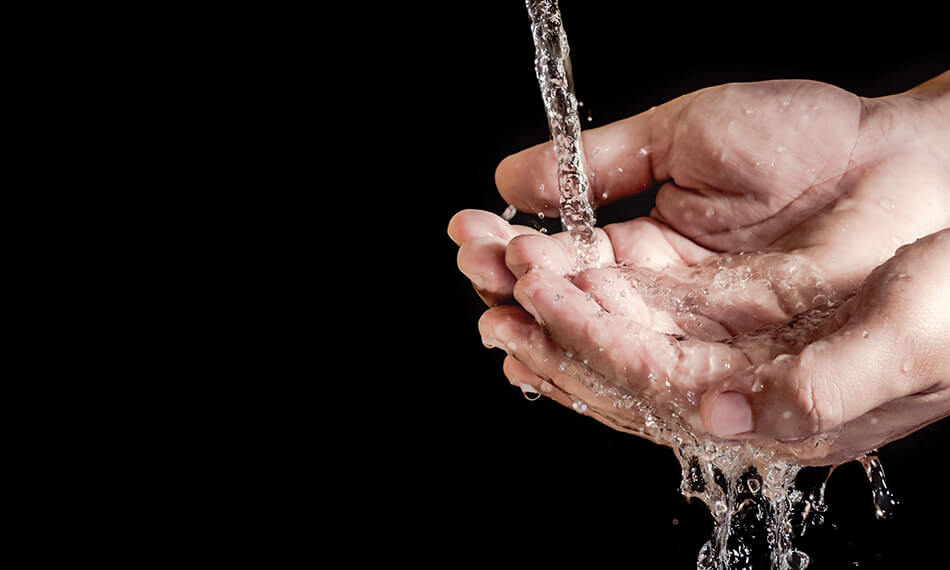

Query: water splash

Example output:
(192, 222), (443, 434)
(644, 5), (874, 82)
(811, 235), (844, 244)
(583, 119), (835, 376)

(525, 0), (598, 270)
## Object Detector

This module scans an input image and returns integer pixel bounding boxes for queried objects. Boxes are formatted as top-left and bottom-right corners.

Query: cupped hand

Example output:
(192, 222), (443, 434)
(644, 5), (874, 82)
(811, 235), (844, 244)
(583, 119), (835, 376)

(450, 75), (950, 465)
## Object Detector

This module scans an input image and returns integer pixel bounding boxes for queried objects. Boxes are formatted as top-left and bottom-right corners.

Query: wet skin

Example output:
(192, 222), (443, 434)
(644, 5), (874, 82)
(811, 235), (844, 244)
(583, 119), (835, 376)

(450, 74), (950, 466)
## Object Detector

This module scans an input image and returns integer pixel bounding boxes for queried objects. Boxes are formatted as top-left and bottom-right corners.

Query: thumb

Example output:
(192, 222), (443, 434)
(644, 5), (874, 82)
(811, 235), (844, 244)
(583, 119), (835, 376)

(699, 321), (908, 442)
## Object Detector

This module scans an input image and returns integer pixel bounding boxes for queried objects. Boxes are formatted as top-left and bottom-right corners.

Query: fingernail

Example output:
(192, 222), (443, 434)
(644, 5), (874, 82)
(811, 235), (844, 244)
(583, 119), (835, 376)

(709, 392), (753, 437)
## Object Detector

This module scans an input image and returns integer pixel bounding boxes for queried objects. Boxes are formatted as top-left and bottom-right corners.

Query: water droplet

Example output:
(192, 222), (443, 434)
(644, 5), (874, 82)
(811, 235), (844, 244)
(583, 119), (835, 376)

(786, 549), (810, 569)
(616, 167), (623, 174)
(782, 410), (793, 420)
(878, 198), (895, 210)
(537, 211), (545, 220)
(571, 400), (588, 413)
(858, 453), (899, 520)
(777, 146), (787, 153)
(744, 108), (754, 114)
(671, 518), (679, 526)
(747, 478), (761, 494)
(501, 204), (517, 221)
(862, 330), (870, 339)
(520, 383), (541, 401)
(539, 183), (545, 193)
(752, 380), (765, 393)
(901, 358), (913, 373)
(648, 372), (657, 383)
(705, 207), (716, 218)
(553, 293), (564, 303)
(638, 147), (649, 157)
(601, 191), (608, 200)
(592, 146), (601, 156)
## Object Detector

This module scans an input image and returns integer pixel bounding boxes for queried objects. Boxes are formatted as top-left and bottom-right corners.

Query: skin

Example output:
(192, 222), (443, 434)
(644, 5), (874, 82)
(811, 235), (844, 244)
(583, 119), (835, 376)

(449, 72), (950, 466)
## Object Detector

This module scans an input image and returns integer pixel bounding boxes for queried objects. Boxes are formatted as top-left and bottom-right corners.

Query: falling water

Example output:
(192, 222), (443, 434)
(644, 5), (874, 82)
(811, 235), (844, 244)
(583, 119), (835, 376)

(525, 0), (598, 270)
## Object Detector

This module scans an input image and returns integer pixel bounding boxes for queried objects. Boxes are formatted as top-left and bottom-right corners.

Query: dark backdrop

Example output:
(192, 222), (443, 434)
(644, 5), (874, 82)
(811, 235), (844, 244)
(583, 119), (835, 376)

(397, 4), (948, 568)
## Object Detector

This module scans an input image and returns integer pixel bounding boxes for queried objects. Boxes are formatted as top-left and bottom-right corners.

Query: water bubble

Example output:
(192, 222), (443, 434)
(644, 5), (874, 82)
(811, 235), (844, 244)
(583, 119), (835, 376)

(648, 372), (657, 382)
(862, 330), (870, 339)
(502, 204), (517, 221)
(538, 211), (545, 220)
(571, 400), (588, 413)
(553, 293), (564, 303)
(705, 207), (716, 218)
(901, 358), (913, 373)
(878, 198), (896, 210)
(539, 183), (545, 193)
(616, 167), (623, 174)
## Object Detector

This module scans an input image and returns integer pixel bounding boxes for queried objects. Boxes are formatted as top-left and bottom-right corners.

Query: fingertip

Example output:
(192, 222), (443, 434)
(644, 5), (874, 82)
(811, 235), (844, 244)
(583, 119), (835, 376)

(703, 391), (754, 438)
(505, 233), (571, 278)
(495, 146), (559, 217)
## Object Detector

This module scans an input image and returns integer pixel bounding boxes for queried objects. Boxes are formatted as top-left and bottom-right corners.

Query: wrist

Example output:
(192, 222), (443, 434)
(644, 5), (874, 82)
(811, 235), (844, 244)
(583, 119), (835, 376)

(857, 71), (950, 163)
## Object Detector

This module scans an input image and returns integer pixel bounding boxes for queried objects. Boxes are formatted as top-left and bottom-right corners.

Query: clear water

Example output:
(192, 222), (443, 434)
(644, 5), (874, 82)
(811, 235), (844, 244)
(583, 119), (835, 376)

(520, 3), (897, 568)
(526, 0), (598, 270)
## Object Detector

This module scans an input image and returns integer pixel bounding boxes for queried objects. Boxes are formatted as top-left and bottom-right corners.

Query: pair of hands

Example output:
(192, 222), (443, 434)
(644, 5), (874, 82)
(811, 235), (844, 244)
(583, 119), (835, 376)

(450, 74), (950, 466)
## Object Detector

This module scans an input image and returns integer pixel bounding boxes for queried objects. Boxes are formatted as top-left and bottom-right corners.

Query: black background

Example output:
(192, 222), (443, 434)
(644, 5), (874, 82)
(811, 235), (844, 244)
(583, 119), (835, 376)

(392, 4), (948, 568)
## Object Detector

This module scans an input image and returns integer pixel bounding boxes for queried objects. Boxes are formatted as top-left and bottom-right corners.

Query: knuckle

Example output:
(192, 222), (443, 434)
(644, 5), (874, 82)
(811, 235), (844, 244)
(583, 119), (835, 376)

(791, 359), (844, 438)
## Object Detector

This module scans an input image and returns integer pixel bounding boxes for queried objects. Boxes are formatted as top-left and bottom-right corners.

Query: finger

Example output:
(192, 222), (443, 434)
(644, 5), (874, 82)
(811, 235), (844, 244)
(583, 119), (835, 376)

(504, 233), (574, 279)
(485, 310), (657, 432)
(478, 305), (617, 404)
(502, 354), (656, 438)
(513, 267), (748, 393)
(603, 217), (715, 268)
(501, 355), (576, 409)
(494, 99), (688, 218)
(504, 230), (616, 280)
(447, 209), (536, 245)
(568, 266), (685, 335)
(457, 236), (516, 306)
